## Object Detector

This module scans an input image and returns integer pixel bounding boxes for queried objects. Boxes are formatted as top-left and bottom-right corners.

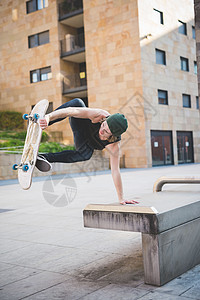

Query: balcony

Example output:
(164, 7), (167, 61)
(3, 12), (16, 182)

(62, 72), (87, 98)
(60, 33), (85, 63)
(59, 0), (83, 28)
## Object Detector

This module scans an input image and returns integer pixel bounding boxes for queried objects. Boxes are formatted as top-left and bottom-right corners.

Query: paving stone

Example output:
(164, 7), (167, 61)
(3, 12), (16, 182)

(139, 291), (189, 299)
(0, 271), (67, 300)
(0, 238), (32, 254)
(21, 278), (108, 300)
(0, 265), (42, 287)
(155, 265), (200, 296)
(181, 280), (200, 299)
(0, 261), (15, 272)
(80, 284), (149, 300)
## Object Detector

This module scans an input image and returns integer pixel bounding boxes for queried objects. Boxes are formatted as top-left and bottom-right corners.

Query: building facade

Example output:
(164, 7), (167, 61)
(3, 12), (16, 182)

(0, 0), (199, 168)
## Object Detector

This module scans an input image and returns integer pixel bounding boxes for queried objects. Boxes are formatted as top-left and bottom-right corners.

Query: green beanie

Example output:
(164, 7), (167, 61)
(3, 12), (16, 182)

(106, 113), (128, 137)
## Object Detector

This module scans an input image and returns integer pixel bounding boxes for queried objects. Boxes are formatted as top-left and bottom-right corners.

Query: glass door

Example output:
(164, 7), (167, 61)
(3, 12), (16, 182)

(151, 130), (174, 166)
(177, 131), (194, 164)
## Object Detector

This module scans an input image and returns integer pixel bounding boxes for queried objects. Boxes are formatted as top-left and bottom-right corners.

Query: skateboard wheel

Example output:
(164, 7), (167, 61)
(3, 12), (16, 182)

(23, 113), (29, 120)
(12, 164), (18, 170)
(33, 113), (39, 120)
(22, 165), (29, 172)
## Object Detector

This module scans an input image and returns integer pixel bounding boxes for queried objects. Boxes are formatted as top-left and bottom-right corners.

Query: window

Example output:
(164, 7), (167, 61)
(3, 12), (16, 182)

(28, 31), (49, 48)
(194, 61), (197, 75)
(196, 96), (199, 109)
(182, 94), (191, 108)
(153, 9), (164, 25)
(158, 90), (168, 105)
(46, 102), (53, 114)
(156, 49), (166, 65)
(26, 0), (48, 14)
(180, 57), (189, 72)
(30, 66), (51, 83)
(178, 20), (187, 35)
(192, 26), (196, 39)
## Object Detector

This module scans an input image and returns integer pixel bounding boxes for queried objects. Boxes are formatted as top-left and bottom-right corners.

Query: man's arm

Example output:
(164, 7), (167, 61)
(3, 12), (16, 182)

(39, 107), (110, 130)
(106, 142), (139, 205)
(106, 142), (124, 203)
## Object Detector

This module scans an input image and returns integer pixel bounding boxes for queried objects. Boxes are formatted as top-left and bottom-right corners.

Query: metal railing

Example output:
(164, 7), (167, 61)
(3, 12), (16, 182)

(60, 33), (85, 56)
(62, 72), (87, 94)
(59, 0), (83, 19)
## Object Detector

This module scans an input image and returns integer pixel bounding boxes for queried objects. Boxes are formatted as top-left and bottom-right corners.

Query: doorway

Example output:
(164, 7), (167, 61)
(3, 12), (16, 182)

(177, 131), (194, 164)
(151, 130), (174, 166)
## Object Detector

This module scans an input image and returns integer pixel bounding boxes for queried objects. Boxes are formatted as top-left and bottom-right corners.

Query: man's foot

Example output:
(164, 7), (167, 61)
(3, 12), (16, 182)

(35, 155), (52, 172)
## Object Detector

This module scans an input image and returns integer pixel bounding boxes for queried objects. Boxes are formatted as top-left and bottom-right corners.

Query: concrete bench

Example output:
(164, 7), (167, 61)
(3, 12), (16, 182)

(83, 189), (200, 286)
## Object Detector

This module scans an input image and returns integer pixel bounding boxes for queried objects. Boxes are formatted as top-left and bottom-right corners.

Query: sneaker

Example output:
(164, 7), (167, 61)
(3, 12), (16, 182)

(35, 155), (52, 172)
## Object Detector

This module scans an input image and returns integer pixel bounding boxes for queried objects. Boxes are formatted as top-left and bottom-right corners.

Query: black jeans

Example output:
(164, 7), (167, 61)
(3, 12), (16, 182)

(43, 98), (94, 163)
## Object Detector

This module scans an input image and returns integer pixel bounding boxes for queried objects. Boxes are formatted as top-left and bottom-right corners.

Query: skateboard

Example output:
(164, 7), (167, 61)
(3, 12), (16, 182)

(12, 99), (49, 190)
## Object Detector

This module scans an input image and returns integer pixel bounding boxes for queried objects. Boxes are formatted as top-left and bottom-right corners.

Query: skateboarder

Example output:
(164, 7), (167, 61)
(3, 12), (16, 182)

(36, 98), (138, 205)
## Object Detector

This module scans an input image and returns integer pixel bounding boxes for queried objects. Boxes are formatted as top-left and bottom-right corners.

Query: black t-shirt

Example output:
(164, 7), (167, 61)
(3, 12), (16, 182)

(84, 120), (121, 150)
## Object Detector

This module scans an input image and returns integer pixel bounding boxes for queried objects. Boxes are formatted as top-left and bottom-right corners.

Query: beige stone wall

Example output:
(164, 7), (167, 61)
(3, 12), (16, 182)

(0, 0), (67, 140)
(83, 0), (147, 168)
(138, 0), (200, 166)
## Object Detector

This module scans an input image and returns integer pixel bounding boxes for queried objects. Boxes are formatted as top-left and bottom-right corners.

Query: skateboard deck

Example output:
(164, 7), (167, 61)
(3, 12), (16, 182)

(15, 99), (49, 190)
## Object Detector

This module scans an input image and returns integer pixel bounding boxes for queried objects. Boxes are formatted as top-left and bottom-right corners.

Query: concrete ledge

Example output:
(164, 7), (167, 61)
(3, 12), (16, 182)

(83, 192), (200, 286)
(84, 204), (158, 234)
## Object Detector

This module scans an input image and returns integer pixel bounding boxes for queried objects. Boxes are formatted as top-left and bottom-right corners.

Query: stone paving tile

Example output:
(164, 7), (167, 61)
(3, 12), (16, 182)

(0, 238), (33, 255)
(0, 271), (68, 300)
(0, 265), (42, 287)
(80, 284), (149, 300)
(0, 261), (16, 272)
(22, 278), (108, 300)
(181, 280), (200, 299)
(155, 265), (200, 297)
(69, 246), (143, 287)
(138, 290), (190, 299)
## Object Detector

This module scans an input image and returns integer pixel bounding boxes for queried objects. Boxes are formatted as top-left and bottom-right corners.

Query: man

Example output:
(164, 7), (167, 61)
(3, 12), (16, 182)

(37, 98), (138, 205)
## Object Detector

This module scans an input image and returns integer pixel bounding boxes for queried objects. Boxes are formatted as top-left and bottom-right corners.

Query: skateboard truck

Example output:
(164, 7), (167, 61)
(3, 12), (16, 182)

(23, 113), (40, 123)
(12, 163), (29, 172)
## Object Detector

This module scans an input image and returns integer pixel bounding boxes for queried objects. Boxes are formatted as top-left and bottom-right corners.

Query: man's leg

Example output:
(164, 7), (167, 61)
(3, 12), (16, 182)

(43, 144), (93, 164)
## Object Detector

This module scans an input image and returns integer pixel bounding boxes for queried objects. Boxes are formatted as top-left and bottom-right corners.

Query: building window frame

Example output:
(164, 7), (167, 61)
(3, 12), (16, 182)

(28, 30), (49, 48)
(180, 56), (189, 72)
(194, 61), (197, 75)
(26, 0), (48, 14)
(178, 20), (187, 35)
(192, 26), (196, 39)
(153, 8), (164, 25)
(182, 94), (191, 108)
(196, 96), (199, 109)
(158, 89), (168, 105)
(155, 49), (166, 65)
(30, 66), (51, 83)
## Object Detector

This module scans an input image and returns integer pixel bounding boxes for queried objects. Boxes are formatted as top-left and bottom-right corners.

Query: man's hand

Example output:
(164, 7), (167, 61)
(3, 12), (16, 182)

(120, 199), (140, 205)
(39, 115), (50, 130)
(90, 110), (110, 123)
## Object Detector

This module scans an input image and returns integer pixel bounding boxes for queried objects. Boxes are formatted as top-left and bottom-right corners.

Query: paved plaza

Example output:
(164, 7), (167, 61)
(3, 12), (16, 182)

(0, 164), (200, 300)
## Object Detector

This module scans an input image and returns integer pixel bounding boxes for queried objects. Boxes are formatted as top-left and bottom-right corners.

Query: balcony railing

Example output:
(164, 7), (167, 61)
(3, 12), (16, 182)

(60, 33), (85, 57)
(59, 0), (83, 20)
(62, 72), (87, 95)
